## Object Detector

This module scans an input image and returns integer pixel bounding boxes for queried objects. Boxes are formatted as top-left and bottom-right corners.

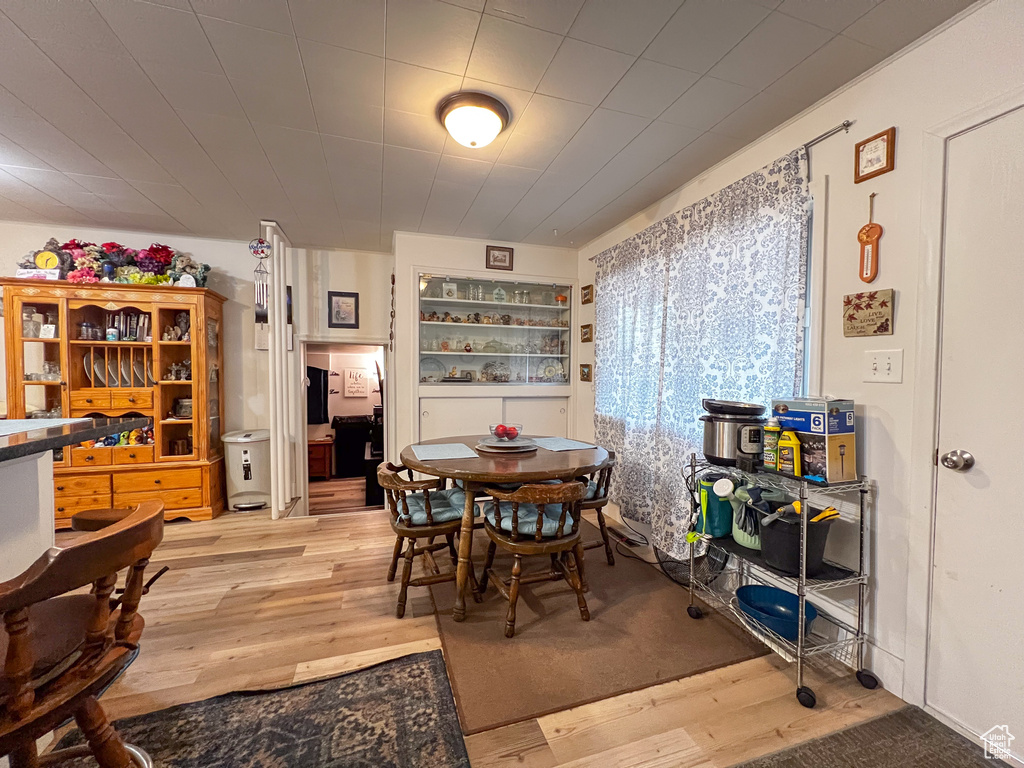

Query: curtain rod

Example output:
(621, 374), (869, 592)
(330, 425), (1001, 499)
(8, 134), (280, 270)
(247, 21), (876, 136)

(804, 120), (852, 150)
(588, 120), (854, 259)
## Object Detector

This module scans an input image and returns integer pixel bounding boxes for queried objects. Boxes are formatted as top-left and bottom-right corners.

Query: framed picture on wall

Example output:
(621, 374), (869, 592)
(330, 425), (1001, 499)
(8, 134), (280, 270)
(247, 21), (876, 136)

(579, 363), (592, 382)
(344, 369), (369, 397)
(328, 291), (359, 329)
(855, 127), (896, 183)
(581, 284), (594, 304)
(485, 245), (514, 271)
(580, 323), (594, 343)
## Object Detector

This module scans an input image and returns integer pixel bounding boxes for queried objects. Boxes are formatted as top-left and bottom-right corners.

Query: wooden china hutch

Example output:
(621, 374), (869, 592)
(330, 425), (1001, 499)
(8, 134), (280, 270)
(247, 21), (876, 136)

(1, 279), (226, 528)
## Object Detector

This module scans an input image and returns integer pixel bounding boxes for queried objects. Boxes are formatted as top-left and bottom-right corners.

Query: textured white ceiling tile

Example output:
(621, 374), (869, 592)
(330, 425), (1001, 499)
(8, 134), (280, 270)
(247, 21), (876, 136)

(333, 169), (382, 223)
(545, 108), (649, 179)
(143, 64), (245, 119)
(199, 15), (304, 84)
(420, 179), (484, 235)
(569, 0), (684, 55)
(63, 174), (130, 196)
(712, 91), (806, 142)
(322, 135), (383, 176)
(289, 0), (385, 56)
(92, 0), (222, 74)
(457, 164), (540, 237)
(324, 135), (383, 222)
(766, 34), (886, 103)
(708, 12), (834, 90)
(435, 154), (493, 185)
(536, 38), (634, 106)
(447, 0), (486, 11)
(231, 76), (317, 133)
(0, 0), (125, 50)
(300, 40), (384, 102)
(253, 124), (338, 219)
(340, 218), (384, 251)
(0, 135), (52, 170)
(495, 94), (593, 169)
(643, 0), (771, 73)
(384, 62), (462, 116)
(659, 76), (756, 131)
(94, 188), (168, 216)
(465, 15), (562, 91)
(459, 78), (532, 126)
(843, 0), (975, 54)
(190, 0), (292, 33)
(313, 103), (383, 143)
(600, 59), (700, 118)
(0, 194), (52, 223)
(776, 0), (880, 32)
(385, 0), (480, 75)
(384, 109), (448, 153)
(494, 171), (581, 239)
(483, 0), (586, 34)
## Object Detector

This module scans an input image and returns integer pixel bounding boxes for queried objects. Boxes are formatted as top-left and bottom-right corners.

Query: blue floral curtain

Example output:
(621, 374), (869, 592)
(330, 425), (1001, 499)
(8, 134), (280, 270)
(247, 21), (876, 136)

(594, 149), (810, 558)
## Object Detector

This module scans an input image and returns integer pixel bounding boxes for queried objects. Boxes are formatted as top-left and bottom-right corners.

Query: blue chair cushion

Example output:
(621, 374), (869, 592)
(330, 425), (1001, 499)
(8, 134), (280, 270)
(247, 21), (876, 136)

(585, 480), (601, 500)
(398, 488), (477, 526)
(485, 501), (575, 538)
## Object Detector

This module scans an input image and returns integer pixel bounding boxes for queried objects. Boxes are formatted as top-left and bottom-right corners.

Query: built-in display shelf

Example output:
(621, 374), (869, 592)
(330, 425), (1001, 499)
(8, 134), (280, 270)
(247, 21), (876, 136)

(420, 321), (569, 331)
(421, 296), (569, 311)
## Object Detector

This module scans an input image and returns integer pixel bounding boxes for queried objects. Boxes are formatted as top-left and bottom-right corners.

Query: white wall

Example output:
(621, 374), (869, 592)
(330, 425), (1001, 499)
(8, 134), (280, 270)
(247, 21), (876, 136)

(574, 0), (1019, 697)
(393, 232), (578, 457)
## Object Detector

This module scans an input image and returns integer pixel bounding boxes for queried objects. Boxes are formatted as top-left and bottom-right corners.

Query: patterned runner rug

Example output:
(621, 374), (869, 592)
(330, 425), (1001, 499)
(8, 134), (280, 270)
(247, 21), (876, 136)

(57, 651), (468, 768)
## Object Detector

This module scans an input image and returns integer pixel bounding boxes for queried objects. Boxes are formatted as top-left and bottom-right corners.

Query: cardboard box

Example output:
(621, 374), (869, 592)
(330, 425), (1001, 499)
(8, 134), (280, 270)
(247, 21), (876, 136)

(771, 397), (857, 483)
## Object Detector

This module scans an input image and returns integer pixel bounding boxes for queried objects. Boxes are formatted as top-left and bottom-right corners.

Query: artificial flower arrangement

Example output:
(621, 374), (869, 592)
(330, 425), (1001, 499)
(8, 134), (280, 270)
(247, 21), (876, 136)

(18, 237), (211, 287)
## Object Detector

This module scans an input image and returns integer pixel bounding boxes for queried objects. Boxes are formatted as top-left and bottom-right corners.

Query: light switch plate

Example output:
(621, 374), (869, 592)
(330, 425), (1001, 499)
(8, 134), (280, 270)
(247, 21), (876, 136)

(863, 349), (904, 383)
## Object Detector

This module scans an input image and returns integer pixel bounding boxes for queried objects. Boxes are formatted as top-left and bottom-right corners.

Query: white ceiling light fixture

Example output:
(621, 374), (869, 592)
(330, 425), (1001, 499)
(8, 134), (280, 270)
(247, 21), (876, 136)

(438, 92), (509, 149)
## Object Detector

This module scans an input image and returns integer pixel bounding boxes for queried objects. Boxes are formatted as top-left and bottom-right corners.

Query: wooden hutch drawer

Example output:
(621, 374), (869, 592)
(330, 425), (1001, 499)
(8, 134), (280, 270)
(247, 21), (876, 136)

(113, 467), (202, 493)
(70, 391), (112, 409)
(71, 447), (113, 467)
(113, 446), (155, 465)
(111, 390), (153, 410)
(55, 493), (113, 518)
(55, 474), (111, 496)
(115, 488), (202, 510)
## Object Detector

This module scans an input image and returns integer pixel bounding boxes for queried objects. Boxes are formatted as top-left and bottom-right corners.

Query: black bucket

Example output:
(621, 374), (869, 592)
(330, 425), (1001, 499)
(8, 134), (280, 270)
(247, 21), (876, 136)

(759, 506), (834, 577)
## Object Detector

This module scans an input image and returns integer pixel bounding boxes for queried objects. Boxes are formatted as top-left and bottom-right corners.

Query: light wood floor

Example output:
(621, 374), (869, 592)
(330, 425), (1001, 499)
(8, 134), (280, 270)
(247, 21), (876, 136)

(99, 508), (903, 767)
(307, 476), (383, 514)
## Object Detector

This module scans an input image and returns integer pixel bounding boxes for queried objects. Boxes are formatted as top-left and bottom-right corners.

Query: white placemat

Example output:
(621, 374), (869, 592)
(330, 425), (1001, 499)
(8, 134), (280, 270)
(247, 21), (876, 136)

(410, 443), (479, 461)
(0, 418), (89, 438)
(532, 437), (596, 451)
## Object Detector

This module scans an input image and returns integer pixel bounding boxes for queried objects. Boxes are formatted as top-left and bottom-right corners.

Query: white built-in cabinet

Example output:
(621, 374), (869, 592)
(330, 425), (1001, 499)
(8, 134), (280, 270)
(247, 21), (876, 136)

(413, 272), (573, 443)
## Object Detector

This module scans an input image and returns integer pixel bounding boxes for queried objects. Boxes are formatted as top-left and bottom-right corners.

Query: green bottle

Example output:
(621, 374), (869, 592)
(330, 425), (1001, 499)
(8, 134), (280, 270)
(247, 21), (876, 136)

(762, 417), (781, 470)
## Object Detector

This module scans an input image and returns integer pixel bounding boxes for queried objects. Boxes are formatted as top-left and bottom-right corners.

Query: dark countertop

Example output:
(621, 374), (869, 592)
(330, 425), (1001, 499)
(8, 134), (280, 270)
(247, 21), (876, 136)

(0, 417), (152, 463)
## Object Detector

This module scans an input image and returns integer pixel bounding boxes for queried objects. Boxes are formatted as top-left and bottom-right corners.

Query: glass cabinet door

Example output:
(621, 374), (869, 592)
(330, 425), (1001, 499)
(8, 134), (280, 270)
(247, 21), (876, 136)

(14, 296), (66, 419)
(418, 275), (571, 385)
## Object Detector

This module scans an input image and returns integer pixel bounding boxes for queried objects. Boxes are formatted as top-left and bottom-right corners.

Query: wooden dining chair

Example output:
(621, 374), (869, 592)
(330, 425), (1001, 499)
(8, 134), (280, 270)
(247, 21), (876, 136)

(378, 462), (477, 618)
(476, 481), (589, 638)
(579, 451), (617, 566)
(0, 501), (164, 768)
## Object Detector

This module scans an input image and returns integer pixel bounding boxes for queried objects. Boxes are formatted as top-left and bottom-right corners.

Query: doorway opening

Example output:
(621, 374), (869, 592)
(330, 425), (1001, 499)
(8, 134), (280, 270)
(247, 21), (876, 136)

(305, 342), (386, 515)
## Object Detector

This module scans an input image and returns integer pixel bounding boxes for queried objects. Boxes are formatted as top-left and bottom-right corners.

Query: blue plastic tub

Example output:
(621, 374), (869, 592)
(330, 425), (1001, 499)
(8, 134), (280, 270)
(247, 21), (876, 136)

(736, 585), (817, 642)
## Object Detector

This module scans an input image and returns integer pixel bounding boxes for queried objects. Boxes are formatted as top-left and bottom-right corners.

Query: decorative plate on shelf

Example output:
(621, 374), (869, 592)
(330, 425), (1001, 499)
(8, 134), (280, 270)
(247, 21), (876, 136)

(419, 357), (445, 383)
(481, 360), (510, 382)
(536, 358), (565, 382)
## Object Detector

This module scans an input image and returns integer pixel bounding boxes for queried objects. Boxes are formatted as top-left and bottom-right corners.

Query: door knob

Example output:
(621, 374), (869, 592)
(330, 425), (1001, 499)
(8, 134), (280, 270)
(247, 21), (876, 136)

(940, 449), (975, 471)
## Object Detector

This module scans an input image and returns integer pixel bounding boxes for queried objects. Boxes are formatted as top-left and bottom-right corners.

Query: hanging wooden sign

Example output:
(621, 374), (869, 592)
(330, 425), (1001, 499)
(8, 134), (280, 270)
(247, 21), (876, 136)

(844, 289), (894, 337)
(857, 192), (882, 283)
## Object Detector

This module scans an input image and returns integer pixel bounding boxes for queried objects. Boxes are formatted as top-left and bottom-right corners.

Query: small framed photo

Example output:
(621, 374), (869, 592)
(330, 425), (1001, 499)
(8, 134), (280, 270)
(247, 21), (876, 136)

(460, 370), (476, 381)
(579, 363), (592, 382)
(855, 127), (896, 183)
(485, 245), (514, 271)
(327, 291), (359, 329)
(442, 282), (458, 299)
(39, 324), (57, 339)
(580, 323), (594, 343)
(581, 284), (594, 305)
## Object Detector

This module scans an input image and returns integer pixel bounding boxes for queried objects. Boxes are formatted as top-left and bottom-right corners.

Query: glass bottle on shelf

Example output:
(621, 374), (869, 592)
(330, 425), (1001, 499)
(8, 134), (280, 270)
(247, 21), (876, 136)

(21, 306), (40, 338)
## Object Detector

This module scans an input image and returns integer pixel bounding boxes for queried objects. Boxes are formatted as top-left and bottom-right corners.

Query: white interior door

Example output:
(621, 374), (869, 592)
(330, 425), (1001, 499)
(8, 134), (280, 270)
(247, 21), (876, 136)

(928, 105), (1024, 762)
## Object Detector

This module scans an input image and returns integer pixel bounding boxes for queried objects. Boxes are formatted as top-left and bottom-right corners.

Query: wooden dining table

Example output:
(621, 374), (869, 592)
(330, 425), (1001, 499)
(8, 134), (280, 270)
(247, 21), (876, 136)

(400, 435), (609, 622)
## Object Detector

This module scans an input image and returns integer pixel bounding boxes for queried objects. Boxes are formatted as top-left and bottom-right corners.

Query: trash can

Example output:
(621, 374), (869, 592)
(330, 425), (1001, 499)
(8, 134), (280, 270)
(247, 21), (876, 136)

(223, 429), (271, 511)
(331, 415), (371, 478)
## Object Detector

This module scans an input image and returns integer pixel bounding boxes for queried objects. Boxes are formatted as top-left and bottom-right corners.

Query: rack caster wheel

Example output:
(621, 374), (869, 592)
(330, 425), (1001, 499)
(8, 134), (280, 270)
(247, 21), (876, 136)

(856, 669), (879, 690)
(687, 605), (703, 619)
(796, 686), (816, 708)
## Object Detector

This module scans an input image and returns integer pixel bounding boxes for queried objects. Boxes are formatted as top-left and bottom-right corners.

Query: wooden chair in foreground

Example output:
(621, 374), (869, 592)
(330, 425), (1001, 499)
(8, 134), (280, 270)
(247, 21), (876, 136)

(378, 462), (478, 619)
(476, 481), (589, 638)
(0, 501), (164, 768)
(579, 451), (617, 566)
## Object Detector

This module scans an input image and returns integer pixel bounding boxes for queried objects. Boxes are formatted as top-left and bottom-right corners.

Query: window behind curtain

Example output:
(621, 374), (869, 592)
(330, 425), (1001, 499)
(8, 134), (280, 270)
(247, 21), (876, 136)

(593, 149), (811, 559)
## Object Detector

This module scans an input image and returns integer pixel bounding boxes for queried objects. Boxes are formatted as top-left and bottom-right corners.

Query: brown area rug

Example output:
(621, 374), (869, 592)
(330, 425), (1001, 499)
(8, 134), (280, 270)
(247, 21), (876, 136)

(431, 522), (767, 735)
(734, 705), (1011, 767)
(56, 651), (469, 767)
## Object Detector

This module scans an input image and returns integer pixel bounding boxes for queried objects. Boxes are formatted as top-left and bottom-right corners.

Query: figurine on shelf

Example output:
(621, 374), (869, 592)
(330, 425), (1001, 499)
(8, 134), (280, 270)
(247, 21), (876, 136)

(175, 311), (191, 341)
(482, 315), (493, 325)
(452, 315), (462, 323)
(180, 359), (192, 381)
(440, 341), (450, 352)
(449, 366), (458, 378)
(469, 313), (481, 324)
(464, 342), (473, 353)
(419, 310), (426, 321)
(443, 312), (454, 323)
(165, 363), (181, 381)
(426, 310), (439, 322)
(500, 314), (512, 325)
(168, 252), (210, 287)
(162, 325), (178, 341)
